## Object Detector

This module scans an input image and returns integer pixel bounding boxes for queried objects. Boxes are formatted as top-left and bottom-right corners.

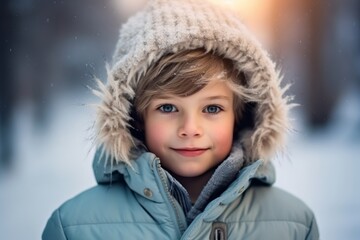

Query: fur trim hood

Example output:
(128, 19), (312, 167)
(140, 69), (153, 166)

(94, 0), (293, 166)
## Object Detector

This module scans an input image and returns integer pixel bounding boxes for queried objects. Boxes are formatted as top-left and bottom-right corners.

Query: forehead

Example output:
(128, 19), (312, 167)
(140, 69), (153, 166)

(153, 80), (234, 100)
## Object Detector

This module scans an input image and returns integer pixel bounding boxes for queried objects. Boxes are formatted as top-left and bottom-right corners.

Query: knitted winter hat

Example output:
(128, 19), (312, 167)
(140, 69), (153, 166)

(94, 0), (293, 165)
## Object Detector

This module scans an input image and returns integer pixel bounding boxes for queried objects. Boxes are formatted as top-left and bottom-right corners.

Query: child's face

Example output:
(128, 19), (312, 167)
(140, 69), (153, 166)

(144, 80), (235, 177)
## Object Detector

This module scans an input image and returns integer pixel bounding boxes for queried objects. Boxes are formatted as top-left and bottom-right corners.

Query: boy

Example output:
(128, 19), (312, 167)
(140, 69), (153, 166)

(43, 0), (319, 239)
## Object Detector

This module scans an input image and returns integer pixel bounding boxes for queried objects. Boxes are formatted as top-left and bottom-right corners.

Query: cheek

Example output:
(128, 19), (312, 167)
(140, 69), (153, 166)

(214, 128), (233, 148)
(210, 120), (234, 155)
(144, 120), (169, 153)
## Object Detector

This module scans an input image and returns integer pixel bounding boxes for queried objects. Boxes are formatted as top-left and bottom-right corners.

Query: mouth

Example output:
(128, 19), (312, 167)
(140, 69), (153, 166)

(170, 147), (209, 157)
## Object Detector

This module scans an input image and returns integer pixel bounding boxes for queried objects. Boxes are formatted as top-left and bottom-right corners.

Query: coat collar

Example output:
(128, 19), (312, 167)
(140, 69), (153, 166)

(93, 150), (166, 203)
(93, 149), (275, 204)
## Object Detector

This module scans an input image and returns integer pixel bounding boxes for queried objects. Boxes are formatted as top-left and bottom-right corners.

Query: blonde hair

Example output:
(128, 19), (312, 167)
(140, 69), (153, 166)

(133, 49), (245, 126)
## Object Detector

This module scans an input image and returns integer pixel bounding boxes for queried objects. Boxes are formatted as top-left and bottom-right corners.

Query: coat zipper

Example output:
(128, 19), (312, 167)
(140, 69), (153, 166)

(155, 158), (187, 234)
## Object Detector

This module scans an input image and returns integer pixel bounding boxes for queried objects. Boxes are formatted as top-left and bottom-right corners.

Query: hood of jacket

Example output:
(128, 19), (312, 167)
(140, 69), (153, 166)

(93, 0), (293, 166)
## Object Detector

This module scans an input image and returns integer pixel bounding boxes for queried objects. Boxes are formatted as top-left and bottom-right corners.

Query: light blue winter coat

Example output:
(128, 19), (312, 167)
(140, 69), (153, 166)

(42, 151), (319, 239)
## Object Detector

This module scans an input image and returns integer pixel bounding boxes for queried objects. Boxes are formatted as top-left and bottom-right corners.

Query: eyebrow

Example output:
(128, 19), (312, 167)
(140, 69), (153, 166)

(152, 95), (231, 101)
(204, 96), (231, 101)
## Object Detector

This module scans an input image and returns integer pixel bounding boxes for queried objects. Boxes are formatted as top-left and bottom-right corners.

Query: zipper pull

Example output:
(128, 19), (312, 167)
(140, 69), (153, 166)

(210, 222), (227, 240)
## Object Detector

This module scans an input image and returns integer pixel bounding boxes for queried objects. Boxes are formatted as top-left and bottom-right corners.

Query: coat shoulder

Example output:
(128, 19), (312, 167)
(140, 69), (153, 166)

(222, 185), (319, 239)
(244, 185), (315, 225)
(42, 182), (171, 239)
(58, 182), (138, 226)
(44, 181), (139, 231)
(43, 184), (129, 239)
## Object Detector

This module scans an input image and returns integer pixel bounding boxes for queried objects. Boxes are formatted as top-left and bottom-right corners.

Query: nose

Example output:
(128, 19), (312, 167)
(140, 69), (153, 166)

(177, 113), (203, 138)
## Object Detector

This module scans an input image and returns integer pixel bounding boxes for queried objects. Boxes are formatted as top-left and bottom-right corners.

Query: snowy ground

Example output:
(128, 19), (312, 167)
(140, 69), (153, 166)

(0, 90), (359, 239)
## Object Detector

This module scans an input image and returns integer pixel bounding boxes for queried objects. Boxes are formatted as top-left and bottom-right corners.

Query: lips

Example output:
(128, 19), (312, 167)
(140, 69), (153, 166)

(171, 148), (209, 157)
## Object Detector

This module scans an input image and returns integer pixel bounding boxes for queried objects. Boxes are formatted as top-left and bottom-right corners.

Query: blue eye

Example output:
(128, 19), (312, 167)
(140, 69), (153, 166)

(204, 105), (221, 114)
(158, 104), (177, 113)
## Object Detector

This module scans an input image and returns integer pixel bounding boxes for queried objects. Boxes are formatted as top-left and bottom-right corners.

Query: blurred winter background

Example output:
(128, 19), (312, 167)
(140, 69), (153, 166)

(1, 0), (359, 239)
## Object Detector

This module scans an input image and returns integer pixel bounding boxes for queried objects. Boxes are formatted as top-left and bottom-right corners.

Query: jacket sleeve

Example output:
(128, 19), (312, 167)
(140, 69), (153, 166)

(42, 209), (67, 240)
(305, 215), (320, 240)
